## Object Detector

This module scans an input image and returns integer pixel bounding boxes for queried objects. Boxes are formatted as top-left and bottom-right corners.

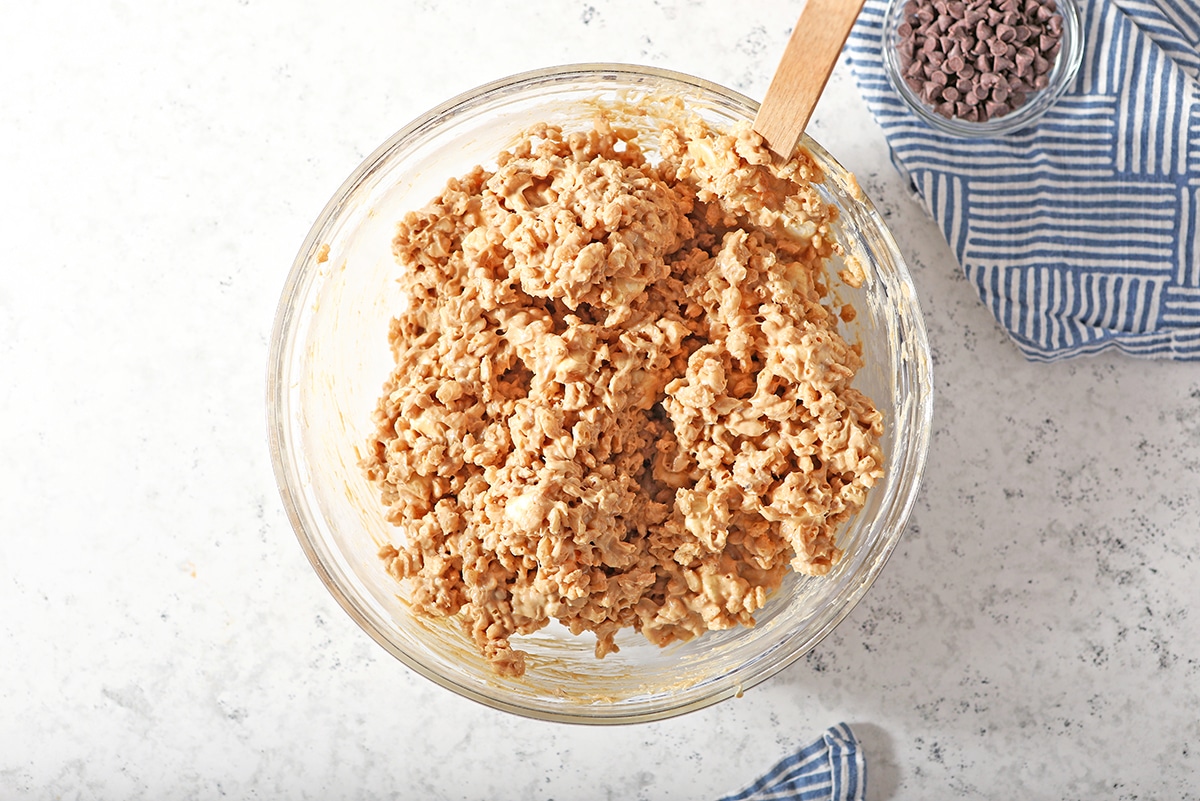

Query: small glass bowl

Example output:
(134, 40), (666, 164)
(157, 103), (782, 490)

(267, 64), (934, 724)
(882, 0), (1083, 137)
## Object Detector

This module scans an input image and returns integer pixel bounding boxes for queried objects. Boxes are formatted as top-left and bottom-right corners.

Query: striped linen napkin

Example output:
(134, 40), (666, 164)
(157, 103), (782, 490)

(718, 723), (866, 801)
(845, 0), (1200, 360)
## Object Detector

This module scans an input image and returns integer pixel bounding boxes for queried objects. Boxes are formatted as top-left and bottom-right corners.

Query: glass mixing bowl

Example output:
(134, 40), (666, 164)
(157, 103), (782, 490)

(267, 63), (934, 724)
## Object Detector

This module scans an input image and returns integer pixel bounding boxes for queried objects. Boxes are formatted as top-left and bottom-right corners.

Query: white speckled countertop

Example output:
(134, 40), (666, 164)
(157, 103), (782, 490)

(3, 1), (1199, 798)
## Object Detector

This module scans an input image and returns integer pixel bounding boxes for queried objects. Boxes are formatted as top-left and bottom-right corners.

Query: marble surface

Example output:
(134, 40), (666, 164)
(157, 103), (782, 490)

(3, 1), (1199, 798)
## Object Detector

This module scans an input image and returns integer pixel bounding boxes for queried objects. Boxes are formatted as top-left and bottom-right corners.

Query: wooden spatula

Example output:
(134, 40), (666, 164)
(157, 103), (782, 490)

(753, 0), (868, 159)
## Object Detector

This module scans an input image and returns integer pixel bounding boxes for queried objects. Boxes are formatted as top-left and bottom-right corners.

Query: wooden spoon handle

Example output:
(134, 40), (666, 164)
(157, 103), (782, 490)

(753, 0), (868, 159)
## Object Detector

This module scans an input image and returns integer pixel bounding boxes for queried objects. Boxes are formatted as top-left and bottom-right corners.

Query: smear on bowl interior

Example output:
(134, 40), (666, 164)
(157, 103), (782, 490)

(362, 100), (884, 677)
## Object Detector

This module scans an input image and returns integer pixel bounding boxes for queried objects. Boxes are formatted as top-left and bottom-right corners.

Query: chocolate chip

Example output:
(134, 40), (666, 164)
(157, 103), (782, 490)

(1015, 49), (1035, 75)
(985, 99), (1010, 118)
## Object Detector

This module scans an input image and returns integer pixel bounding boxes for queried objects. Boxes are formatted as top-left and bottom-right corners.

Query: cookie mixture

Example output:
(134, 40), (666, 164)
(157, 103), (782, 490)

(363, 109), (884, 676)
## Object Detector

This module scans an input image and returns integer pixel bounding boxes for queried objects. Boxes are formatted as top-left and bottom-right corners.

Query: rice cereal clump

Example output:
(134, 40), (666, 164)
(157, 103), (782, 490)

(362, 110), (884, 677)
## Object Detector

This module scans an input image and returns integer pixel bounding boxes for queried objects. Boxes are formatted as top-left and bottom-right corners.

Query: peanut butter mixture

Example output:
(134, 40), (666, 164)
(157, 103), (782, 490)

(363, 111), (884, 677)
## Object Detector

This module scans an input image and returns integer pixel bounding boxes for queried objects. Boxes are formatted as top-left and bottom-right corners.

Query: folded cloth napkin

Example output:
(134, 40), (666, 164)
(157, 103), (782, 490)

(845, 0), (1200, 361)
(718, 723), (866, 801)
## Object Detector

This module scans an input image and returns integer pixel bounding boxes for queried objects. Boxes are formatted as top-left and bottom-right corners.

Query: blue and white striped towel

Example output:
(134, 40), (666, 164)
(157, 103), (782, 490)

(718, 723), (866, 801)
(845, 0), (1200, 361)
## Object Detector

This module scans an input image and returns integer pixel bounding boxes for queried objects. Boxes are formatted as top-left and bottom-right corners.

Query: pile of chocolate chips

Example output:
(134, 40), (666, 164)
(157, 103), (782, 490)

(896, 0), (1064, 122)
